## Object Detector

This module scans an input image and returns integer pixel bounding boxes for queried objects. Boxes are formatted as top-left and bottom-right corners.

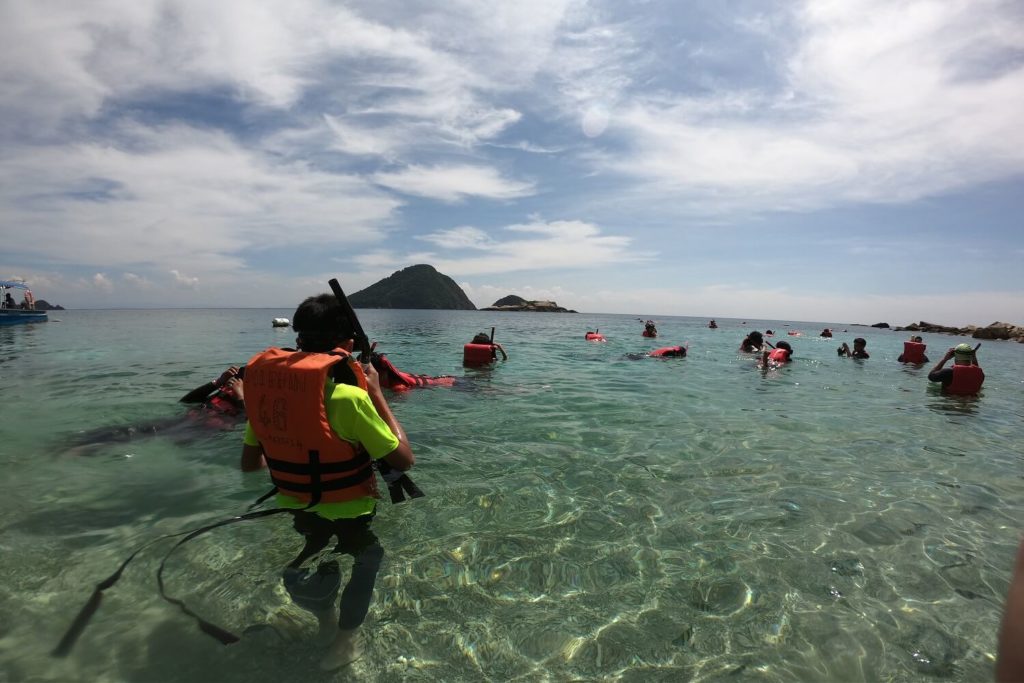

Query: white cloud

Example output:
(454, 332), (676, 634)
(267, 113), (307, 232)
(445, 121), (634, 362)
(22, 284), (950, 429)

(372, 164), (535, 202)
(374, 219), (650, 276)
(169, 269), (200, 289)
(417, 226), (495, 250)
(0, 123), (401, 270)
(600, 0), (1024, 212)
(92, 273), (114, 292)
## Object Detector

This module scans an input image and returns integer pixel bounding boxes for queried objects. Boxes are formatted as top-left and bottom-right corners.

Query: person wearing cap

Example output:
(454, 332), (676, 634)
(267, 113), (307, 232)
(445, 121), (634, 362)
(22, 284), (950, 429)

(927, 343), (984, 395)
(240, 293), (414, 670)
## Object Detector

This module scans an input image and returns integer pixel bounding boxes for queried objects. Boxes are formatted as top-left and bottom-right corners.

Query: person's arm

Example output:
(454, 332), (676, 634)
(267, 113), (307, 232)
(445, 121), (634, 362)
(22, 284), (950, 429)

(927, 348), (955, 382)
(362, 362), (414, 471)
(494, 343), (508, 360)
(239, 421), (265, 471)
(240, 443), (265, 471)
(997, 539), (1024, 682)
(181, 367), (238, 403)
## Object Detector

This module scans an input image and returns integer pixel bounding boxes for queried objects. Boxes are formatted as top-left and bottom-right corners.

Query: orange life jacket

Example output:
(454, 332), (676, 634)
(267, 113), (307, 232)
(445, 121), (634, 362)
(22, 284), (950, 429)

(945, 365), (984, 396)
(768, 348), (790, 363)
(244, 347), (378, 505)
(585, 332), (605, 341)
(463, 343), (496, 366)
(901, 341), (927, 363)
(650, 346), (686, 357)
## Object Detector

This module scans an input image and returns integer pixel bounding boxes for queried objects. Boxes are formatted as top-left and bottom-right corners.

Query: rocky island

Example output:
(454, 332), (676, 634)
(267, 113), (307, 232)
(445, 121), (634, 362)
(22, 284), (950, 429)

(481, 295), (577, 313)
(349, 264), (476, 310)
(895, 321), (1024, 343)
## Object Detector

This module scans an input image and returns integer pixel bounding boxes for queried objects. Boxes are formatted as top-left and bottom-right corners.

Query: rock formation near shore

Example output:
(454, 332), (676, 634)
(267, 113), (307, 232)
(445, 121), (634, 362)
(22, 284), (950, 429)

(33, 299), (64, 310)
(482, 296), (577, 313)
(348, 264), (476, 310)
(895, 321), (1024, 343)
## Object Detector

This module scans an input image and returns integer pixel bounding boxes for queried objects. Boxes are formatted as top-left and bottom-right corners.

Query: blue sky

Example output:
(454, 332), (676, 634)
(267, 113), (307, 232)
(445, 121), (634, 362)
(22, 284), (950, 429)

(1, 0), (1022, 326)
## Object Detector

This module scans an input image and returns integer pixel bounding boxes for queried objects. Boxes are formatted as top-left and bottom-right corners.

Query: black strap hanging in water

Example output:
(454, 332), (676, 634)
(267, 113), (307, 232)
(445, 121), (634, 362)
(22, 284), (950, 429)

(51, 503), (302, 657)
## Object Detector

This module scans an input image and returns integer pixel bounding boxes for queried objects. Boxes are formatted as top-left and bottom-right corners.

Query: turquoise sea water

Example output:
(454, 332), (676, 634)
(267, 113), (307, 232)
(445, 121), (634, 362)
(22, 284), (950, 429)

(1, 309), (1022, 682)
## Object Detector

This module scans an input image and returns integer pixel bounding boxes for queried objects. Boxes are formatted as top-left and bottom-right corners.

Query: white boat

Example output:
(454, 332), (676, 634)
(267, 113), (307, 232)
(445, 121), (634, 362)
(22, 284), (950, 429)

(272, 317), (290, 327)
(0, 280), (47, 325)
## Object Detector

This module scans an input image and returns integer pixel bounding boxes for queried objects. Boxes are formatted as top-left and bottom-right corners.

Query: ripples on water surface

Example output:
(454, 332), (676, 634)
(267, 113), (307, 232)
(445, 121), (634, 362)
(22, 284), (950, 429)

(1, 309), (1022, 681)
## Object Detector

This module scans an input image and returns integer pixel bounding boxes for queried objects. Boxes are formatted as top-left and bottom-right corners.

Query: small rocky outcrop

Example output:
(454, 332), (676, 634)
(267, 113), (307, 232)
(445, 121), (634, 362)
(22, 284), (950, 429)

(895, 321), (1024, 343)
(33, 299), (64, 310)
(482, 296), (577, 313)
(870, 322), (890, 328)
(971, 321), (1024, 341)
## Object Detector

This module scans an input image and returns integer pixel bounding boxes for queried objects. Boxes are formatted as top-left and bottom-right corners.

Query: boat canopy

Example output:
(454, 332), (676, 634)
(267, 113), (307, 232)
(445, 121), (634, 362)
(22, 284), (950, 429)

(0, 280), (31, 290)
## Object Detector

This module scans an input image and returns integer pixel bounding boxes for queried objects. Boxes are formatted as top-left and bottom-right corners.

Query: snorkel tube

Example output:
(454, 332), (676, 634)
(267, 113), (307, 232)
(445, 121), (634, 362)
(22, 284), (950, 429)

(328, 277), (424, 504)
(328, 278), (371, 363)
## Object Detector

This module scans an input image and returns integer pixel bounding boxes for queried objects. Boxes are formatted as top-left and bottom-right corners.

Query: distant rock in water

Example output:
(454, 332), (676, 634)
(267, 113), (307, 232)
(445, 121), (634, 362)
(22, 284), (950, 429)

(348, 264), (476, 310)
(33, 299), (64, 310)
(870, 322), (890, 328)
(482, 296), (577, 313)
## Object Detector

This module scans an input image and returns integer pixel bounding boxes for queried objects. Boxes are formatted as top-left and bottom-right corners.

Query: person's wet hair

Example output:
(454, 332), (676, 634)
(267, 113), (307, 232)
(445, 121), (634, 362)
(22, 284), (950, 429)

(776, 340), (792, 351)
(292, 294), (355, 352)
(854, 338), (866, 346)
(472, 332), (491, 345)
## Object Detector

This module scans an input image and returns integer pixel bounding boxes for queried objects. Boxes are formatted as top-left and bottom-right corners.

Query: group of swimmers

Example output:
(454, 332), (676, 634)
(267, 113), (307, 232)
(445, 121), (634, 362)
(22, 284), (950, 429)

(742, 330), (985, 395)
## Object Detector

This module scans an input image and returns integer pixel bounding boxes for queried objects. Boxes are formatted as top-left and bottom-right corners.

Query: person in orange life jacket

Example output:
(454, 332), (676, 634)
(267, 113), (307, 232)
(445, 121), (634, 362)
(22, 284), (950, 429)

(179, 365), (245, 415)
(837, 338), (869, 359)
(898, 335), (930, 363)
(927, 343), (984, 395)
(471, 332), (508, 360)
(240, 293), (414, 671)
(762, 340), (793, 365)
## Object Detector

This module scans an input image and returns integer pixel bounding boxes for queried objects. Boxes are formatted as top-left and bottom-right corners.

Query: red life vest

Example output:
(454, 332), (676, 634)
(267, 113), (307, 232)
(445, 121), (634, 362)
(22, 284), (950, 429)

(945, 365), (984, 396)
(373, 354), (456, 391)
(650, 346), (686, 357)
(585, 332), (606, 341)
(768, 348), (791, 363)
(642, 329), (658, 338)
(901, 341), (927, 363)
(244, 347), (378, 504)
(463, 343), (496, 366)
(206, 392), (241, 416)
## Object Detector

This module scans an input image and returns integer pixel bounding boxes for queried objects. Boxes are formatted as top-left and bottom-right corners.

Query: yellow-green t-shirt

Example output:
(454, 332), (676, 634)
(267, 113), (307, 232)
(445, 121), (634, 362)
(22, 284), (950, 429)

(243, 379), (399, 520)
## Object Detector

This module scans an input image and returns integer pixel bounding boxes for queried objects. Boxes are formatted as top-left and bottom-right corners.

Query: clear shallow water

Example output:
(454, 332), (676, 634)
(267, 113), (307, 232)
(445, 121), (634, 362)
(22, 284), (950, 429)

(1, 309), (1022, 682)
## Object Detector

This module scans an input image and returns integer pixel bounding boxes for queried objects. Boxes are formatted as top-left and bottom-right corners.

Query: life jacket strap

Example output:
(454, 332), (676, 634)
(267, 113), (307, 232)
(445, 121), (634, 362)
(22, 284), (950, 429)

(264, 449), (370, 475)
(269, 467), (372, 494)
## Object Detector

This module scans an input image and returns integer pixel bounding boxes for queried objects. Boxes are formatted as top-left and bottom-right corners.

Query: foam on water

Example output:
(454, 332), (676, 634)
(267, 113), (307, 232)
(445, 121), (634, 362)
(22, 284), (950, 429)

(1, 309), (1022, 681)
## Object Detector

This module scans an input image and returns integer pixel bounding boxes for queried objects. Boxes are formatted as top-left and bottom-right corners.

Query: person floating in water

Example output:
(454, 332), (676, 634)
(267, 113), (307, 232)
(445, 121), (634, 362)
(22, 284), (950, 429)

(708, 319), (718, 329)
(65, 366), (246, 455)
(240, 292), (415, 670)
(820, 328), (833, 338)
(837, 338), (870, 359)
(643, 320), (658, 337)
(928, 343), (984, 395)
